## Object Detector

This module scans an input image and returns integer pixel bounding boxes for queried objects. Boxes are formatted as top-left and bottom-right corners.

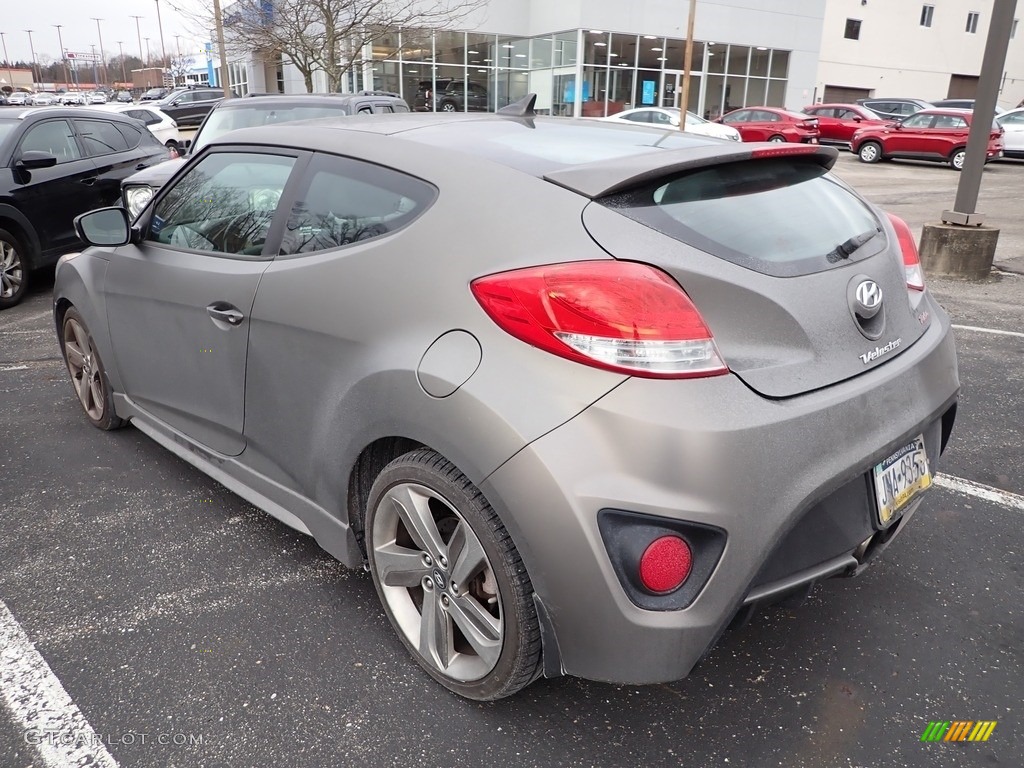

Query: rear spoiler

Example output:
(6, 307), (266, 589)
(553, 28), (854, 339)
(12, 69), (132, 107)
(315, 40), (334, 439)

(544, 143), (839, 199)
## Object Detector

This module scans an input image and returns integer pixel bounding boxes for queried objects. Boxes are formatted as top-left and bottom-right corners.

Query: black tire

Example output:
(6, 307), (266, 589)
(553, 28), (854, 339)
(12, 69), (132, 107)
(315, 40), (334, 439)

(0, 227), (30, 310)
(949, 148), (966, 171)
(858, 141), (883, 164)
(768, 134), (786, 143)
(59, 307), (126, 430)
(365, 448), (541, 700)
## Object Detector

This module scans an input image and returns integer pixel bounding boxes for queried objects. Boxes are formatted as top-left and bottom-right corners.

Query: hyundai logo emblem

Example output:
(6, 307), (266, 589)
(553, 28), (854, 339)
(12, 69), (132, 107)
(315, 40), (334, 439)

(855, 279), (883, 318)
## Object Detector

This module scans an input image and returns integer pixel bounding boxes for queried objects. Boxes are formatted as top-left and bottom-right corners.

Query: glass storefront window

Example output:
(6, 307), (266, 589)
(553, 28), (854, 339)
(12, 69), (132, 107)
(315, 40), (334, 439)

(707, 42), (727, 75)
(531, 36), (553, 68)
(609, 33), (638, 69)
(402, 30), (433, 64)
(434, 31), (466, 65)
(490, 69), (529, 108)
(371, 61), (401, 96)
(770, 50), (790, 78)
(725, 75), (746, 111)
(581, 65), (606, 116)
(583, 30), (610, 67)
(554, 31), (578, 66)
(637, 37), (665, 70)
(766, 78), (787, 107)
(635, 71), (661, 107)
(607, 68), (634, 113)
(465, 33), (494, 68)
(665, 39), (704, 71)
(749, 47), (770, 77)
(746, 78), (768, 106)
(372, 32), (402, 61)
(727, 45), (750, 76)
(497, 36), (530, 69)
(704, 73), (726, 120)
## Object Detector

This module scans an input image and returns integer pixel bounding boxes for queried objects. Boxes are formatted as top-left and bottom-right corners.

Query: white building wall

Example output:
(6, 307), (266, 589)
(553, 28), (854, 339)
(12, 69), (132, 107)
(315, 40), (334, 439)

(817, 0), (1024, 108)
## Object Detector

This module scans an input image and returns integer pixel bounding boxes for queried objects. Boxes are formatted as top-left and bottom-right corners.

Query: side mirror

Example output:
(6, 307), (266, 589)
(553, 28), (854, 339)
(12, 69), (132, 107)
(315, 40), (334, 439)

(74, 207), (131, 247)
(17, 151), (58, 169)
(853, 116), (863, 122)
(893, 122), (903, 130)
(182, 139), (192, 149)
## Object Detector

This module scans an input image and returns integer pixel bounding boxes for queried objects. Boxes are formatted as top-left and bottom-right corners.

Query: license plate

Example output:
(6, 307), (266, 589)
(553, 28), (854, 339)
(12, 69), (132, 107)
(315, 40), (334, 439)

(872, 436), (932, 527)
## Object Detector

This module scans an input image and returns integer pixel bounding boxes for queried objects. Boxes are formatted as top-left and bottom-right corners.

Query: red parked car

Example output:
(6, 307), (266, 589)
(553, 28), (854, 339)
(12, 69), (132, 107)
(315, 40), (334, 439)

(802, 103), (889, 147)
(716, 107), (820, 143)
(851, 108), (1004, 170)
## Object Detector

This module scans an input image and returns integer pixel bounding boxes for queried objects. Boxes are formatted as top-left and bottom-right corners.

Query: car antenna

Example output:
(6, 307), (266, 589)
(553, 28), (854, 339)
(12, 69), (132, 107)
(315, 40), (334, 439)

(497, 94), (537, 117)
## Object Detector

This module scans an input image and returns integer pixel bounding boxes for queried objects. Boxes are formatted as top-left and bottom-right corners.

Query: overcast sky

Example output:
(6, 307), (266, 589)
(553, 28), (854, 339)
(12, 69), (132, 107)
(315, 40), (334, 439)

(1, 0), (210, 65)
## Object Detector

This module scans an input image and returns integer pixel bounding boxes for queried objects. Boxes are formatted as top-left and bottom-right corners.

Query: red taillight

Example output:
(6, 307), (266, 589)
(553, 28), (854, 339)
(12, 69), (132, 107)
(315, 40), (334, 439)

(471, 261), (728, 378)
(750, 145), (819, 159)
(886, 213), (925, 291)
(639, 536), (693, 593)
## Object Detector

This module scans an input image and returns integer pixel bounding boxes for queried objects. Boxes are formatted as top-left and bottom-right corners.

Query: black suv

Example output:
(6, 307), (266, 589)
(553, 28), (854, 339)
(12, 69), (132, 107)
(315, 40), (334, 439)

(413, 79), (489, 112)
(120, 92), (411, 217)
(152, 88), (228, 127)
(0, 107), (170, 308)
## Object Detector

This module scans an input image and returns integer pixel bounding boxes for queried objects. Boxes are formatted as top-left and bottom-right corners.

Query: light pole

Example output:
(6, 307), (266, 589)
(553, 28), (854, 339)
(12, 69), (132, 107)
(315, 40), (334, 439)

(154, 0), (168, 66)
(52, 24), (70, 89)
(23, 30), (39, 89)
(116, 41), (127, 85)
(145, 37), (152, 66)
(174, 34), (182, 58)
(91, 18), (107, 85)
(679, 2), (697, 127)
(0, 33), (14, 94)
(131, 16), (145, 64)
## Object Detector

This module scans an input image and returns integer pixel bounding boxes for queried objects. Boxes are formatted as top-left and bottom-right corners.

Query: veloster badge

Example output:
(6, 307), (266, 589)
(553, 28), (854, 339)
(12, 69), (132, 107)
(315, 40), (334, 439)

(860, 338), (902, 364)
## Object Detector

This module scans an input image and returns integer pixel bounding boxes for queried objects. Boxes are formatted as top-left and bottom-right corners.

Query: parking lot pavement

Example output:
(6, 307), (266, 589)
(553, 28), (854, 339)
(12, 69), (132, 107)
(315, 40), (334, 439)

(1, 186), (1023, 767)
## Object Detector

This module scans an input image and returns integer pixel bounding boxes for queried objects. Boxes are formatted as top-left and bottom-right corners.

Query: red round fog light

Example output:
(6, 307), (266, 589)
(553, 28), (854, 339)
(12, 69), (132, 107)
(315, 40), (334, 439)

(639, 536), (693, 593)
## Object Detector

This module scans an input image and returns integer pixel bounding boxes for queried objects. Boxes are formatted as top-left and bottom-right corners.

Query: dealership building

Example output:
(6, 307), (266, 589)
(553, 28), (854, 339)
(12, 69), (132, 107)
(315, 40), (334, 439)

(228, 0), (1024, 114)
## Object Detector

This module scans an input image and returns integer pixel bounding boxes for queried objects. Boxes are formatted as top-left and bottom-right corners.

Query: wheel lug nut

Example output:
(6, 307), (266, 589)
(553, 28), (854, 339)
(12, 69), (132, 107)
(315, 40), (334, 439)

(422, 576), (433, 591)
(422, 554), (432, 567)
(440, 594), (450, 607)
(439, 556), (448, 568)
(450, 581), (459, 594)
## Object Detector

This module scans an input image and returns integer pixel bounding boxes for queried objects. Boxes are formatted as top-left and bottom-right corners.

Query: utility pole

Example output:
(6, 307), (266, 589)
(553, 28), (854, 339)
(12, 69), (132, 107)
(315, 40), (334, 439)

(131, 16), (145, 64)
(212, 0), (232, 98)
(155, 0), (168, 66)
(0, 33), (14, 94)
(679, 1), (697, 129)
(52, 24), (70, 89)
(117, 41), (127, 85)
(24, 30), (39, 88)
(919, 0), (1019, 279)
(145, 38), (151, 66)
(91, 18), (107, 85)
(175, 34), (182, 57)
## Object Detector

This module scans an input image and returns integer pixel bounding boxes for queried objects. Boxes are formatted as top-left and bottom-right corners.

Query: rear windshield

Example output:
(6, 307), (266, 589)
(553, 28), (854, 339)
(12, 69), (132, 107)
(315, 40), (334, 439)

(600, 158), (883, 276)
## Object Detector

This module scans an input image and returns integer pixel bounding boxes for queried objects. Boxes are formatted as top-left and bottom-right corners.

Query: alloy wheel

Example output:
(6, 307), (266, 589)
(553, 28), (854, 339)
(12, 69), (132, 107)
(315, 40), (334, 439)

(371, 481), (503, 682)
(63, 316), (106, 421)
(0, 238), (22, 300)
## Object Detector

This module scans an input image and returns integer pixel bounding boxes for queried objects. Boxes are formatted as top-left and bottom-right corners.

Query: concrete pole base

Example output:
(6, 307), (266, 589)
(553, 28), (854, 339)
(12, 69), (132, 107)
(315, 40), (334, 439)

(919, 222), (999, 280)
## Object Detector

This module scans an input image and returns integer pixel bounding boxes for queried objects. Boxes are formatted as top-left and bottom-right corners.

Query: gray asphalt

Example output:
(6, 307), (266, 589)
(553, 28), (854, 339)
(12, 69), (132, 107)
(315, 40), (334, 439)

(1, 174), (1023, 767)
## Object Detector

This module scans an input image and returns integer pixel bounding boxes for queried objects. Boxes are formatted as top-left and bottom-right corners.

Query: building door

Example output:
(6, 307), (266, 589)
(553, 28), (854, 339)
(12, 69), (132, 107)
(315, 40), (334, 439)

(661, 71), (702, 113)
(948, 75), (978, 98)
(823, 85), (871, 103)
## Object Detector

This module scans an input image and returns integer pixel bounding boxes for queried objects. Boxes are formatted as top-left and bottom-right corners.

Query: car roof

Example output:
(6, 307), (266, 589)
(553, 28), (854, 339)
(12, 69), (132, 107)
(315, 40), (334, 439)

(212, 112), (757, 187)
(214, 93), (403, 111)
(0, 106), (139, 121)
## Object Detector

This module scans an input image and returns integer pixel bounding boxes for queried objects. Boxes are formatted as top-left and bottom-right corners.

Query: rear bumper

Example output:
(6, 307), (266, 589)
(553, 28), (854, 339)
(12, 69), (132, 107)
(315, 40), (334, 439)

(482, 297), (958, 685)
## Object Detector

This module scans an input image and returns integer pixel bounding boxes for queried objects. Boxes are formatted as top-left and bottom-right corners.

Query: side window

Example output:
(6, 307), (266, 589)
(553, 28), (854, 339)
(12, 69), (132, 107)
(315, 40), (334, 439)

(281, 153), (437, 255)
(622, 112), (649, 123)
(357, 106), (373, 115)
(898, 103), (919, 116)
(652, 111), (674, 124)
(114, 122), (144, 149)
(19, 120), (83, 163)
(375, 104), (395, 113)
(148, 152), (296, 257)
(393, 104), (410, 113)
(722, 111), (747, 124)
(133, 110), (162, 126)
(74, 119), (131, 157)
(901, 113), (933, 128)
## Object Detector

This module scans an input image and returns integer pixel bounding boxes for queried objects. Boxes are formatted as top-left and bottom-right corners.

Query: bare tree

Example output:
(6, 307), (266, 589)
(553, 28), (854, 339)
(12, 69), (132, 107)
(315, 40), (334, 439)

(168, 54), (196, 84)
(179, 0), (486, 93)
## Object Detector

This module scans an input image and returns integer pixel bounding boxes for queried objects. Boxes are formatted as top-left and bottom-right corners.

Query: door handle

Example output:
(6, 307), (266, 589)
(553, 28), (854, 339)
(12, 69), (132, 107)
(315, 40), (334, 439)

(206, 302), (244, 326)
(135, 163), (149, 170)
(80, 177), (97, 186)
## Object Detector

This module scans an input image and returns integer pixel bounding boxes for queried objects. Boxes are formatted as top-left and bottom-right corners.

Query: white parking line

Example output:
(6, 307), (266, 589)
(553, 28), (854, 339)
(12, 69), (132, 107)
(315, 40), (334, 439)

(951, 324), (1024, 339)
(935, 475), (1024, 512)
(0, 600), (118, 768)
(0, 365), (29, 372)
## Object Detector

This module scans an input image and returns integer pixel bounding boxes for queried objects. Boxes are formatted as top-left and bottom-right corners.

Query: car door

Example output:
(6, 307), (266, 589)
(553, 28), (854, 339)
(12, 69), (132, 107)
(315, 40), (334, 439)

(997, 110), (1024, 154)
(103, 148), (303, 456)
(806, 108), (841, 142)
(7, 118), (98, 257)
(72, 118), (163, 208)
(241, 151), (437, 496)
(929, 114), (969, 158)
(720, 109), (751, 139)
(833, 108), (868, 143)
(887, 112), (934, 156)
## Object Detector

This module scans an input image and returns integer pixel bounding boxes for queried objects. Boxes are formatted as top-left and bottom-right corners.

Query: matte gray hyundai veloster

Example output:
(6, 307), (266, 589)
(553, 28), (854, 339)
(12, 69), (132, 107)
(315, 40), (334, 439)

(55, 100), (959, 700)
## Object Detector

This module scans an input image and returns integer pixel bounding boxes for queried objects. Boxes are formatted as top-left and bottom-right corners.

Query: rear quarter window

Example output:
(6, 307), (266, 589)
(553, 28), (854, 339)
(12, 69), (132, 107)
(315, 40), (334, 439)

(600, 158), (883, 277)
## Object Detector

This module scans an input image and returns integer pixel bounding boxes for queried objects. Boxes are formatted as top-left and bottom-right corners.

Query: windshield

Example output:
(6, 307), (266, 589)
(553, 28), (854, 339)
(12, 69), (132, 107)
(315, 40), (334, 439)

(193, 104), (355, 152)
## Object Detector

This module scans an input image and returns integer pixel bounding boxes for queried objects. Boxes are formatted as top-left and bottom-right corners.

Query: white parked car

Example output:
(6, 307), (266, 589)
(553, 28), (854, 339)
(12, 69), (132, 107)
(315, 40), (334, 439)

(601, 107), (742, 141)
(7, 91), (30, 106)
(95, 104), (182, 152)
(88, 91), (109, 105)
(29, 92), (58, 106)
(996, 107), (1024, 160)
(61, 91), (86, 106)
